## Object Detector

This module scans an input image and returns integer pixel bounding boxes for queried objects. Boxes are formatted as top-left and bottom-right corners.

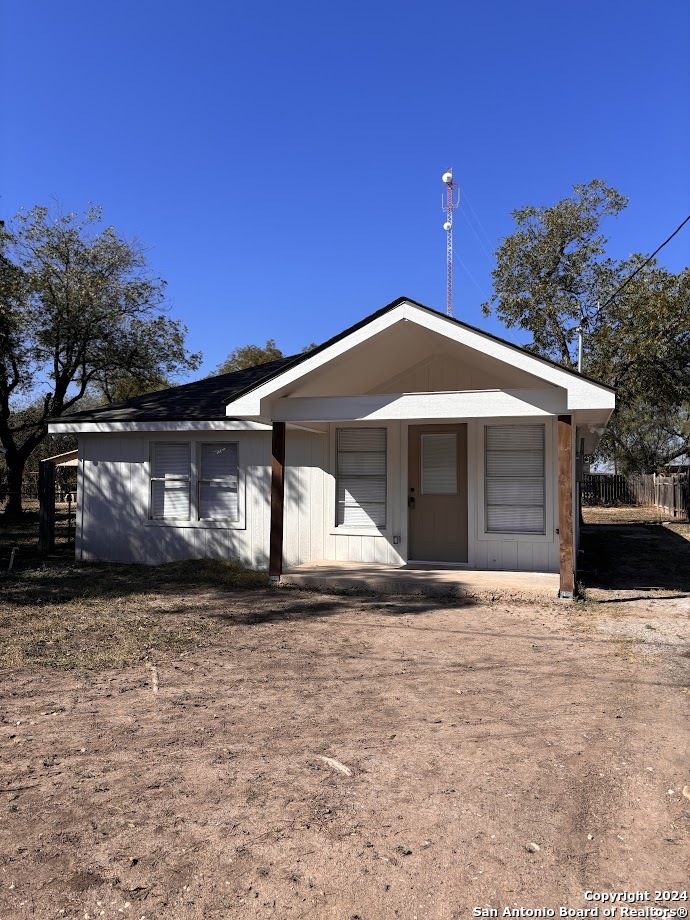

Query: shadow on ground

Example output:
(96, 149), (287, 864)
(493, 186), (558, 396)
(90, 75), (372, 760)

(580, 522), (690, 592)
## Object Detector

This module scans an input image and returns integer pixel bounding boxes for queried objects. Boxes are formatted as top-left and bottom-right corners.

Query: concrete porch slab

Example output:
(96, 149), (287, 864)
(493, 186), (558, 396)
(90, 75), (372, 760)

(281, 561), (560, 601)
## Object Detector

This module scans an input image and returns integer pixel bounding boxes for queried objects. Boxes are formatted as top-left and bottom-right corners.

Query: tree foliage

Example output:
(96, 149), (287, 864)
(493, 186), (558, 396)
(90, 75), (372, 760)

(483, 181), (690, 472)
(212, 339), (284, 376)
(93, 373), (173, 404)
(0, 205), (201, 513)
(211, 339), (317, 376)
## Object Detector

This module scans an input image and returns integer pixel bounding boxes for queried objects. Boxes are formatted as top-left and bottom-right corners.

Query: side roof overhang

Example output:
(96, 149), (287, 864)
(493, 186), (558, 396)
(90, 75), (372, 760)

(224, 298), (616, 419)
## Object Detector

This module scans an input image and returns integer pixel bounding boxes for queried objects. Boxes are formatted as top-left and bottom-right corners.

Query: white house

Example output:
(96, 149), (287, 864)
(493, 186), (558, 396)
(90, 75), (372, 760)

(48, 298), (615, 597)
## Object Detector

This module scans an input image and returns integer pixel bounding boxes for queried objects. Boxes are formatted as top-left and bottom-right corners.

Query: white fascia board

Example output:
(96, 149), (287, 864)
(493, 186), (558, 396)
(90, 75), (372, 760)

(407, 305), (615, 410)
(272, 388), (567, 422)
(224, 301), (615, 415)
(225, 306), (410, 416)
(573, 407), (615, 453)
(48, 420), (272, 434)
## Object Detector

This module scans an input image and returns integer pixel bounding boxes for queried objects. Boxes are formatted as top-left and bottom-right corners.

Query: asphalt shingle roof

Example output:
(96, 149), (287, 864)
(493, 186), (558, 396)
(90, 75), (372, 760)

(61, 356), (297, 422)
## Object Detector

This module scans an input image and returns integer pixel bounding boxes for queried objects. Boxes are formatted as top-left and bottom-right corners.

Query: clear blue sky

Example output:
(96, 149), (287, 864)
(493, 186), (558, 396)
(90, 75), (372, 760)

(2, 0), (689, 378)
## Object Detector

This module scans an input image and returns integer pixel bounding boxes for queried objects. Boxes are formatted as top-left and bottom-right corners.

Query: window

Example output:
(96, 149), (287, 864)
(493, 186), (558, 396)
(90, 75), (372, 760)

(421, 433), (457, 494)
(198, 442), (239, 521)
(150, 442), (191, 520)
(149, 440), (241, 524)
(485, 425), (545, 534)
(336, 428), (386, 528)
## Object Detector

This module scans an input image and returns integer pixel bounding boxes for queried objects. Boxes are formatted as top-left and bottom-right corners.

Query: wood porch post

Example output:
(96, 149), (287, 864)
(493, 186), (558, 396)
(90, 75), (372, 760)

(557, 414), (575, 597)
(38, 460), (56, 554)
(269, 421), (286, 580)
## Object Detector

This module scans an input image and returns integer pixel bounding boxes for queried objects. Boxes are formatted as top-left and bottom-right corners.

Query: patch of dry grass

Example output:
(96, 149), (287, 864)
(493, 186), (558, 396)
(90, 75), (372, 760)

(665, 521), (690, 541)
(0, 594), (212, 670)
(0, 557), (270, 670)
(582, 505), (687, 525)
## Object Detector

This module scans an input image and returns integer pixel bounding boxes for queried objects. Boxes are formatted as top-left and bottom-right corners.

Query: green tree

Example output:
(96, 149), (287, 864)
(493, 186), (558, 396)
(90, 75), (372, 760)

(0, 205), (201, 514)
(211, 339), (317, 377)
(482, 181), (690, 471)
(482, 179), (627, 366)
(94, 373), (173, 404)
(588, 261), (690, 471)
(212, 339), (284, 376)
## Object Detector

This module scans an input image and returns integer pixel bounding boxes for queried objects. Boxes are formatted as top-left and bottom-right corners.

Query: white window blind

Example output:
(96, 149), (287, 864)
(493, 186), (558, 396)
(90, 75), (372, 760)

(198, 442), (239, 520)
(336, 428), (386, 528)
(485, 425), (545, 534)
(421, 433), (457, 494)
(151, 443), (191, 520)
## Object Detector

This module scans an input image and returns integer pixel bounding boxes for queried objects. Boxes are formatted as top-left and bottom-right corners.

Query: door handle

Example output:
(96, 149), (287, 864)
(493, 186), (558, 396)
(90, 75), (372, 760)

(408, 496), (416, 509)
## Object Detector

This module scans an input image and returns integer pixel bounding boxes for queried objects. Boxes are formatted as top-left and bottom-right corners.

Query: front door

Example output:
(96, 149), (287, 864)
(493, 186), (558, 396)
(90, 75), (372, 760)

(408, 424), (468, 563)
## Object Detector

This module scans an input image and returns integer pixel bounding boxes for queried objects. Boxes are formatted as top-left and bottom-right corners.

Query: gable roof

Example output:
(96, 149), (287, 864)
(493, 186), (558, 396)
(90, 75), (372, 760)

(50, 297), (614, 426)
(225, 296), (615, 404)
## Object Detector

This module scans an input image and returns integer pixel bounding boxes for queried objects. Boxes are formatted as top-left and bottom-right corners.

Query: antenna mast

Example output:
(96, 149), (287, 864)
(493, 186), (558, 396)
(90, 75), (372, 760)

(441, 168), (460, 316)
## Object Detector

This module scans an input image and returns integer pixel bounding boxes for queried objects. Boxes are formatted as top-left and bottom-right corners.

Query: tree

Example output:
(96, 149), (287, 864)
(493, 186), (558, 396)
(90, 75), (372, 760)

(211, 339), (317, 376)
(0, 205), (201, 514)
(212, 339), (283, 376)
(482, 181), (690, 471)
(482, 179), (628, 367)
(587, 262), (690, 471)
(93, 373), (173, 404)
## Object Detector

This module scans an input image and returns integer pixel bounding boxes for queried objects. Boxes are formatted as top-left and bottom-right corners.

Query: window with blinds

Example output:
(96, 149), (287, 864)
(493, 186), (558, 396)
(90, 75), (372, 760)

(336, 428), (386, 528)
(485, 425), (545, 534)
(198, 442), (239, 520)
(150, 442), (191, 520)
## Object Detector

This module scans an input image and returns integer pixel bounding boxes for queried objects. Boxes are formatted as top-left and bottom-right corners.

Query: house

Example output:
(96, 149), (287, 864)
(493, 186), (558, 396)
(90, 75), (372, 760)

(48, 297), (615, 597)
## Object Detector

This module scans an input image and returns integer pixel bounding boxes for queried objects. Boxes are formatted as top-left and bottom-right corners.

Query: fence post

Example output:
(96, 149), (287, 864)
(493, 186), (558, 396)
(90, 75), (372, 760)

(38, 460), (56, 553)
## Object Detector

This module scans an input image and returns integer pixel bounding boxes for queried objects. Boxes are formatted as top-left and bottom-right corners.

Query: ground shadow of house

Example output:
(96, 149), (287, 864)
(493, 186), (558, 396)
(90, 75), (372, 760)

(580, 522), (690, 594)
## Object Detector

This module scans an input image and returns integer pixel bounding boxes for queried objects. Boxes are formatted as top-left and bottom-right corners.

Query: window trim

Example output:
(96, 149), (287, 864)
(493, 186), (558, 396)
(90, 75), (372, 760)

(328, 423), (391, 536)
(476, 419), (554, 544)
(145, 437), (246, 529)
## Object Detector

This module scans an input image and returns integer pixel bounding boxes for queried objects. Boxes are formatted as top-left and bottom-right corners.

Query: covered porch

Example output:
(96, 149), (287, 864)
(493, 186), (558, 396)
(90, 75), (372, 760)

(281, 560), (561, 600)
(268, 413), (577, 598)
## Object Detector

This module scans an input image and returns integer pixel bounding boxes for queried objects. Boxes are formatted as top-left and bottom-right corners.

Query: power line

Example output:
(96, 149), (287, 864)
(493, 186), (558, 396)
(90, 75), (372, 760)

(461, 190), (495, 252)
(459, 203), (495, 264)
(599, 213), (690, 310)
(455, 252), (489, 299)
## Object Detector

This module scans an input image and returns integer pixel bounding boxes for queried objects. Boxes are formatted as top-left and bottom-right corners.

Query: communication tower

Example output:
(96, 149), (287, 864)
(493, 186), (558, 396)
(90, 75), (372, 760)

(441, 168), (460, 316)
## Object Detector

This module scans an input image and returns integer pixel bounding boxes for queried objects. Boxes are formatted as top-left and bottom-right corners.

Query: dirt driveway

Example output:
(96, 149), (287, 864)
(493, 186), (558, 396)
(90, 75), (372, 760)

(1, 576), (689, 920)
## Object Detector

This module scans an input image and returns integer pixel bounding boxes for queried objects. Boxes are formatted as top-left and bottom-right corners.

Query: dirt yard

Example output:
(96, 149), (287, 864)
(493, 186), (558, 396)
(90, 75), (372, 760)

(1, 509), (690, 920)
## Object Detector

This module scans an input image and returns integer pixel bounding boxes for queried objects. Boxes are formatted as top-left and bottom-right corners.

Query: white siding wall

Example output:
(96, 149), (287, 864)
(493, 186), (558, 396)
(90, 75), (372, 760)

(468, 417), (560, 573)
(78, 432), (272, 566)
(375, 352), (547, 394)
(77, 417), (560, 573)
(283, 425), (403, 567)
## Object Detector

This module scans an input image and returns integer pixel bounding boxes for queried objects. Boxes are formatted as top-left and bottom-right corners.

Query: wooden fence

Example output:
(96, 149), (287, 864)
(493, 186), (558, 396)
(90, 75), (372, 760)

(581, 472), (689, 519)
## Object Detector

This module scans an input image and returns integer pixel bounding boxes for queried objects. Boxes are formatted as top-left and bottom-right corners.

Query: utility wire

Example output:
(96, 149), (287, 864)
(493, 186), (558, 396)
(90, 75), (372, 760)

(599, 213), (690, 310)
(462, 190), (495, 252)
(455, 252), (489, 299)
(459, 203), (495, 264)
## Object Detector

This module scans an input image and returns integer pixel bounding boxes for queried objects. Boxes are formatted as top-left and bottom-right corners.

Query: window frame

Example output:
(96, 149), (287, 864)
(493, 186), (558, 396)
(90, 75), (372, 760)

(476, 419), (554, 544)
(329, 424), (391, 535)
(145, 437), (246, 529)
